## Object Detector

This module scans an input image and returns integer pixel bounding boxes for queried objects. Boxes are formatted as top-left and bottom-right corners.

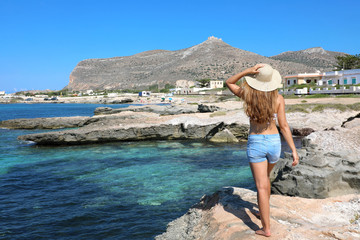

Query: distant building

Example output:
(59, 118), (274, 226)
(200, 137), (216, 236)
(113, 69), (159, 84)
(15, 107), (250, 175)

(179, 87), (194, 95)
(322, 69), (360, 86)
(284, 72), (322, 87)
(0, 91), (5, 95)
(139, 91), (151, 97)
(210, 80), (224, 89)
(284, 68), (360, 87)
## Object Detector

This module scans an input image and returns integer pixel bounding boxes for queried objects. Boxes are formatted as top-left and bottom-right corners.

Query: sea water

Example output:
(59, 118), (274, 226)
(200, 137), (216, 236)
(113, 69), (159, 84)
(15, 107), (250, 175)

(0, 103), (270, 239)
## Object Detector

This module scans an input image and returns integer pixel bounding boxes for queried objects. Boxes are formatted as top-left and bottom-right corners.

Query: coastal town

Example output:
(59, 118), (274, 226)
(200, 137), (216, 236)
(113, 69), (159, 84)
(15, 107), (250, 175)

(1, 67), (360, 104)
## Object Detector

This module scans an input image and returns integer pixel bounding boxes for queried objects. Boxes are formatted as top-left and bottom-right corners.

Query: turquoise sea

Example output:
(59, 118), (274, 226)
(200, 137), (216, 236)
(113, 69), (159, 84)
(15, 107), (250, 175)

(0, 103), (289, 239)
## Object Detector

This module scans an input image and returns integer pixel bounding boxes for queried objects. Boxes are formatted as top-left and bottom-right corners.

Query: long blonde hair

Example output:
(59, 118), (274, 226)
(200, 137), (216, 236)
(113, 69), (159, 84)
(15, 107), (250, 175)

(239, 81), (278, 124)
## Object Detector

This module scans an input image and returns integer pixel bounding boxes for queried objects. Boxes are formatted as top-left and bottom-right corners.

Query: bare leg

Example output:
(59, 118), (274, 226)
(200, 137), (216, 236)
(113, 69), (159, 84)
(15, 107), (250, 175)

(250, 161), (271, 237)
(267, 163), (276, 199)
(253, 163), (276, 219)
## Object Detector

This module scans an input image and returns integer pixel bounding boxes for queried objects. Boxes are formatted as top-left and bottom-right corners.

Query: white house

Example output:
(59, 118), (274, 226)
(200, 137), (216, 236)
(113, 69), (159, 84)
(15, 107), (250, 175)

(0, 91), (5, 95)
(321, 69), (360, 86)
(284, 72), (323, 87)
(139, 91), (151, 97)
(179, 87), (194, 95)
(284, 68), (360, 87)
(210, 80), (224, 89)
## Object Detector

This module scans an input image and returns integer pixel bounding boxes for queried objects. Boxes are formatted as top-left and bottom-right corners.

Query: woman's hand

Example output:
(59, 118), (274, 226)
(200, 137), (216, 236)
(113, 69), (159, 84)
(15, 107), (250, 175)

(292, 151), (299, 166)
(246, 64), (265, 75)
(225, 63), (265, 97)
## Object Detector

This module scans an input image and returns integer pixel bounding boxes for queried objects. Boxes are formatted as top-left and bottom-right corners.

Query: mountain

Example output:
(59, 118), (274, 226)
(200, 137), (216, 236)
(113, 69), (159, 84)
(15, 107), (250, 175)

(66, 37), (345, 91)
(270, 47), (346, 71)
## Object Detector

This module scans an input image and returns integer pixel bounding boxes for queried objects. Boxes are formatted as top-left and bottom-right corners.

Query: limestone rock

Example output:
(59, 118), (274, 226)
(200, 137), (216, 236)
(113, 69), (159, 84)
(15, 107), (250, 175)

(110, 98), (133, 104)
(342, 112), (360, 129)
(0, 116), (91, 129)
(94, 105), (198, 116)
(271, 146), (360, 198)
(198, 104), (220, 113)
(224, 123), (249, 139)
(17, 122), (228, 145)
(156, 187), (360, 240)
(292, 127), (315, 136)
(209, 129), (239, 143)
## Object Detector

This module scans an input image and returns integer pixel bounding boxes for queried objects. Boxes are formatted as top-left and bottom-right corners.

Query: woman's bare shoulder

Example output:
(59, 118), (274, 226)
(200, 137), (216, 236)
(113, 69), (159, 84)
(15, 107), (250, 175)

(276, 93), (285, 112)
(277, 93), (284, 101)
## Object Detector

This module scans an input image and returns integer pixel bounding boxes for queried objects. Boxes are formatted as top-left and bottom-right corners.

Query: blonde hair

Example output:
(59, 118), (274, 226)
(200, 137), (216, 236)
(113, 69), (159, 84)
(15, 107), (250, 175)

(239, 81), (278, 124)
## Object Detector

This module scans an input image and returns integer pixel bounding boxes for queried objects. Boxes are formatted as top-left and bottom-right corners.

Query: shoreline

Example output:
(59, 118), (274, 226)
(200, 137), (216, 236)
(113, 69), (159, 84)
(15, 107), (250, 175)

(1, 100), (360, 239)
(2, 93), (360, 105)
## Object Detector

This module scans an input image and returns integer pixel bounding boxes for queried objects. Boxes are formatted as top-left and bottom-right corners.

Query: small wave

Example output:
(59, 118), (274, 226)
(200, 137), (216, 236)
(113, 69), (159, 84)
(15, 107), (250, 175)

(18, 140), (36, 146)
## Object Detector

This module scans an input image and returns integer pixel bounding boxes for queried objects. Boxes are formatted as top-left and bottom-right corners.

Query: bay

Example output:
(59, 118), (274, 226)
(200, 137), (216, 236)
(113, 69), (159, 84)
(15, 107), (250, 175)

(0, 104), (254, 239)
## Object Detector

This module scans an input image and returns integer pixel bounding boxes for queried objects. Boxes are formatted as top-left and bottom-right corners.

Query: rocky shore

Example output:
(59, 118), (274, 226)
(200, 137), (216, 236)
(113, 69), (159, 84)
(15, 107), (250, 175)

(156, 187), (360, 240)
(3, 102), (342, 145)
(155, 109), (360, 239)
(2, 99), (360, 239)
(12, 104), (248, 145)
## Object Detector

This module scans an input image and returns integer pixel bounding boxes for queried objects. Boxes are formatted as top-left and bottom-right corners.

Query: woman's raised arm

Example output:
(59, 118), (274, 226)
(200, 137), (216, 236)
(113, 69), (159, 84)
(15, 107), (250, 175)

(225, 64), (264, 97)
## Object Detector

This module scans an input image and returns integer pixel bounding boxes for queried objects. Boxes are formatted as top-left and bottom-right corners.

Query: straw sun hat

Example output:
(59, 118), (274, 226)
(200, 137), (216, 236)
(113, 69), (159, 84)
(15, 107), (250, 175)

(244, 64), (282, 92)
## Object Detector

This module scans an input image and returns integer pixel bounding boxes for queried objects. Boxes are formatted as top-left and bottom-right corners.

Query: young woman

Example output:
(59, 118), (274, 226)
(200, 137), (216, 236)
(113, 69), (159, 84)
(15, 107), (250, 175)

(226, 64), (299, 237)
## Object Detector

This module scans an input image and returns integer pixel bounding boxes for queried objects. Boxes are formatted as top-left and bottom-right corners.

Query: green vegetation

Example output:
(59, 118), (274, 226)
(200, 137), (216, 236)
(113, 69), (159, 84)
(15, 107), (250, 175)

(312, 104), (351, 112)
(285, 105), (309, 113)
(334, 54), (360, 70)
(335, 94), (360, 98)
(16, 90), (71, 97)
(159, 83), (176, 93)
(285, 103), (360, 113)
(304, 94), (331, 98)
(350, 213), (360, 224)
(218, 95), (237, 102)
(164, 83), (175, 89)
(311, 105), (325, 112)
(148, 84), (159, 92)
(349, 102), (360, 111)
(282, 93), (360, 99)
(196, 79), (211, 88)
(210, 111), (227, 117)
(282, 94), (301, 99)
(10, 98), (23, 103)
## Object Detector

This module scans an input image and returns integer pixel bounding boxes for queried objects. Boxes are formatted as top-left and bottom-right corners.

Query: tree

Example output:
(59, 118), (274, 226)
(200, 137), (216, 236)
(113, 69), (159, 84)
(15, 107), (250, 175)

(334, 54), (360, 70)
(196, 79), (211, 88)
(164, 83), (175, 89)
(148, 84), (159, 92)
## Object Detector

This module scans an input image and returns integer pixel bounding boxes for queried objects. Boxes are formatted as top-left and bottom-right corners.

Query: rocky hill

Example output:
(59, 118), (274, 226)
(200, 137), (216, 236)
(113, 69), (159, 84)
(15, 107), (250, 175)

(270, 47), (346, 71)
(66, 37), (345, 91)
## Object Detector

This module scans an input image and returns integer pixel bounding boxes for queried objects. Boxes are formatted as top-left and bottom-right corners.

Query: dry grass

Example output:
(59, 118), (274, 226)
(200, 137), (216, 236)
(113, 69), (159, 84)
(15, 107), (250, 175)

(210, 111), (227, 117)
(286, 103), (360, 113)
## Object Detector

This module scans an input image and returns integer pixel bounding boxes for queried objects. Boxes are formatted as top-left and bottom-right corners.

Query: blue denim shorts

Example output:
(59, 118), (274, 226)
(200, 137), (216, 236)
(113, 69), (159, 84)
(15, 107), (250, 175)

(247, 134), (281, 164)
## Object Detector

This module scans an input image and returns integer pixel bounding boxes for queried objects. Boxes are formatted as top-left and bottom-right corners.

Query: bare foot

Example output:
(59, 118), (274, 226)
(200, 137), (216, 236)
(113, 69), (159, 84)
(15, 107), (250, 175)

(255, 229), (271, 237)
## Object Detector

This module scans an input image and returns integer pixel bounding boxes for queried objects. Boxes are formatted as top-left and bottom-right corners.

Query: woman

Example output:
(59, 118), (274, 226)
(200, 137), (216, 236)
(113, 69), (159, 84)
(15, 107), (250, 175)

(226, 64), (299, 237)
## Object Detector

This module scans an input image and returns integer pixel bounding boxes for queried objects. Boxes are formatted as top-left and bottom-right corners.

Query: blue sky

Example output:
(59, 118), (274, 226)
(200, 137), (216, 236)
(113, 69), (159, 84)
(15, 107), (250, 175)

(0, 0), (359, 93)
